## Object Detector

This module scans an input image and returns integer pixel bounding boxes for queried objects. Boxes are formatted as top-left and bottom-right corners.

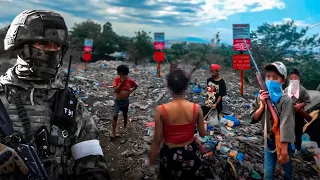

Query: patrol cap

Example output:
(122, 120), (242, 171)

(264, 61), (287, 79)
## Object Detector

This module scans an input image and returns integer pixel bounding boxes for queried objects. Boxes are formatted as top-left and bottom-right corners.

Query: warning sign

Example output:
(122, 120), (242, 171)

(233, 54), (250, 70)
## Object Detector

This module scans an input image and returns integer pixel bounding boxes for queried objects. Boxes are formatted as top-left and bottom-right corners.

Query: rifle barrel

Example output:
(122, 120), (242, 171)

(243, 39), (261, 74)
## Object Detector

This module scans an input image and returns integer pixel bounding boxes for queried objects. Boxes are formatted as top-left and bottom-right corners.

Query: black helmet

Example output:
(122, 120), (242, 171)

(4, 10), (69, 52)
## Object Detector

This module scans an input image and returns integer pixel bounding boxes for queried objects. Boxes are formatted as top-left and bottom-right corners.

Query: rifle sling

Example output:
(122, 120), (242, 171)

(11, 88), (34, 142)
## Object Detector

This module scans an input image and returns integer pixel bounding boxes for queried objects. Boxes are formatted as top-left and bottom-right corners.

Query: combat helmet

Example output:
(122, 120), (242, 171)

(4, 10), (69, 53)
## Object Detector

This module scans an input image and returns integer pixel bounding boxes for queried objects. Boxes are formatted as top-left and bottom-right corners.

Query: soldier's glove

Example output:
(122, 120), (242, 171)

(0, 143), (29, 175)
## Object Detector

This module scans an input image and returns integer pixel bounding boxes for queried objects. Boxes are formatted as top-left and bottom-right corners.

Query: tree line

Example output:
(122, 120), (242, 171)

(0, 20), (319, 89)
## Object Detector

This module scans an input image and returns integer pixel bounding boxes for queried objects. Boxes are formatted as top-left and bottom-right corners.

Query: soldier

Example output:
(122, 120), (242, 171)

(0, 10), (110, 179)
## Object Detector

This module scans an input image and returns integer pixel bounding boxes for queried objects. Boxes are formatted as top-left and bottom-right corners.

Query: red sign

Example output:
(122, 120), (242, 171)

(154, 42), (165, 50)
(83, 52), (92, 61)
(83, 46), (92, 52)
(233, 54), (250, 70)
(233, 39), (251, 51)
(153, 51), (165, 62)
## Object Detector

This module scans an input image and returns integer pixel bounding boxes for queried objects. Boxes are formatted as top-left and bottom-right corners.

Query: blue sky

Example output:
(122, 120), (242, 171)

(0, 0), (319, 44)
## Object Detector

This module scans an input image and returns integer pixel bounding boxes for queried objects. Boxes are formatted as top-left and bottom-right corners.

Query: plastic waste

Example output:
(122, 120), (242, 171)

(223, 115), (240, 126)
(195, 135), (211, 143)
(191, 84), (202, 93)
(219, 146), (230, 154)
(207, 109), (219, 126)
(207, 125), (213, 131)
(302, 141), (318, 149)
(207, 140), (218, 146)
(199, 96), (205, 103)
(220, 127), (235, 137)
(250, 170), (262, 179)
(203, 143), (215, 152)
(236, 136), (259, 142)
(302, 133), (311, 141)
(219, 117), (228, 125)
(146, 122), (155, 127)
(236, 152), (245, 162)
(80, 95), (88, 99)
(215, 135), (223, 141)
(226, 120), (235, 127)
(229, 150), (238, 157)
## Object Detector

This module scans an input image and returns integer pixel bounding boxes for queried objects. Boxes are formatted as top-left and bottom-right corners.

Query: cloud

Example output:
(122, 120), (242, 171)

(0, 0), (286, 27)
(0, 22), (10, 28)
(273, 18), (310, 27)
(0, 0), (286, 43)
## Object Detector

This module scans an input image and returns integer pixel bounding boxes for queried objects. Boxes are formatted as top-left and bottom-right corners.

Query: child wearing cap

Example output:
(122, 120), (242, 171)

(283, 68), (310, 155)
(249, 61), (295, 180)
(202, 64), (227, 118)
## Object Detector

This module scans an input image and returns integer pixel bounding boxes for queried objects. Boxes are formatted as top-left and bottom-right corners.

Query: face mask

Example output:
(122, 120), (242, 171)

(17, 45), (62, 80)
(288, 80), (300, 99)
(266, 80), (283, 104)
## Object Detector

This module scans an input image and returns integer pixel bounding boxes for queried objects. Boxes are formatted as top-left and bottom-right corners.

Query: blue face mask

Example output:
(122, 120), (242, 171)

(266, 80), (283, 104)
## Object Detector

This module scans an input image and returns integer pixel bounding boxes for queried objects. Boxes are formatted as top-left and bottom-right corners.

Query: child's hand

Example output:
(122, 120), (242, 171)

(294, 103), (304, 110)
(279, 152), (289, 164)
(259, 90), (269, 107)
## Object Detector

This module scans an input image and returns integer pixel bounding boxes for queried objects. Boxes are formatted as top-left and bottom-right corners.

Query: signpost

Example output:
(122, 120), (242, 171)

(232, 24), (250, 96)
(83, 38), (93, 72)
(154, 33), (165, 77)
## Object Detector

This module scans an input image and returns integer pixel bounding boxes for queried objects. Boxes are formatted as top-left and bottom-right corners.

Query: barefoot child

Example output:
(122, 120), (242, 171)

(112, 65), (138, 139)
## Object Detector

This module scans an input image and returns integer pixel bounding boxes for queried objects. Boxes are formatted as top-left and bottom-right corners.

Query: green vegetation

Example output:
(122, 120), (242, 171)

(0, 20), (319, 89)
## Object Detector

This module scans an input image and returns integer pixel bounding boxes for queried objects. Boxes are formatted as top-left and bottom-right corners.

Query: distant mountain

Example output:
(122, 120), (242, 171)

(167, 37), (210, 44)
(165, 37), (231, 46)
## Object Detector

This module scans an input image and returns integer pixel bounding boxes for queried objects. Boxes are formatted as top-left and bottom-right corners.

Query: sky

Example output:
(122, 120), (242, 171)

(0, 0), (320, 44)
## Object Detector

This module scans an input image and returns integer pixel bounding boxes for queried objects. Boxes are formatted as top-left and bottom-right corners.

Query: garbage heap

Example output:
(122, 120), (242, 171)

(64, 61), (319, 180)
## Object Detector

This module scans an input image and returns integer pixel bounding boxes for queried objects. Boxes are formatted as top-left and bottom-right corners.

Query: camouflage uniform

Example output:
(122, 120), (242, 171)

(0, 10), (110, 180)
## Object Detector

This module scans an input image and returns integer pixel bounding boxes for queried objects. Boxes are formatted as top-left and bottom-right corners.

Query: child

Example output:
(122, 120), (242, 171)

(202, 64), (227, 118)
(284, 68), (310, 155)
(250, 61), (295, 180)
(112, 65), (138, 139)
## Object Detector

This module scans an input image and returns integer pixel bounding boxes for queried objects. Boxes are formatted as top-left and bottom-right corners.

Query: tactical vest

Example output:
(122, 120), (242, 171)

(0, 85), (75, 180)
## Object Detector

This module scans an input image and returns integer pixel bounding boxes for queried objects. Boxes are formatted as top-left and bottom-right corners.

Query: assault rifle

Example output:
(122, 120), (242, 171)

(243, 40), (282, 160)
(0, 98), (48, 179)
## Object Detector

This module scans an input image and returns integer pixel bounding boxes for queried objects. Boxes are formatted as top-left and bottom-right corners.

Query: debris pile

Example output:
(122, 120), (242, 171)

(65, 61), (319, 180)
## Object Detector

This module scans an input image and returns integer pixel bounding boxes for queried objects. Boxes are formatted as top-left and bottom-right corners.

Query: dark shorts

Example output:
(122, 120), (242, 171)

(114, 99), (129, 115)
(160, 141), (204, 179)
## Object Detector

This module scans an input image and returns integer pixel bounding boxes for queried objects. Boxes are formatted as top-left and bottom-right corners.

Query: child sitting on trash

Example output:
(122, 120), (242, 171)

(111, 65), (138, 139)
(250, 61), (295, 180)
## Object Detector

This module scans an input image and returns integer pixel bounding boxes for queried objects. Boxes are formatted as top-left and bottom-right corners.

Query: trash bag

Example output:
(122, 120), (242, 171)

(207, 109), (219, 126)
(224, 115), (241, 126)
